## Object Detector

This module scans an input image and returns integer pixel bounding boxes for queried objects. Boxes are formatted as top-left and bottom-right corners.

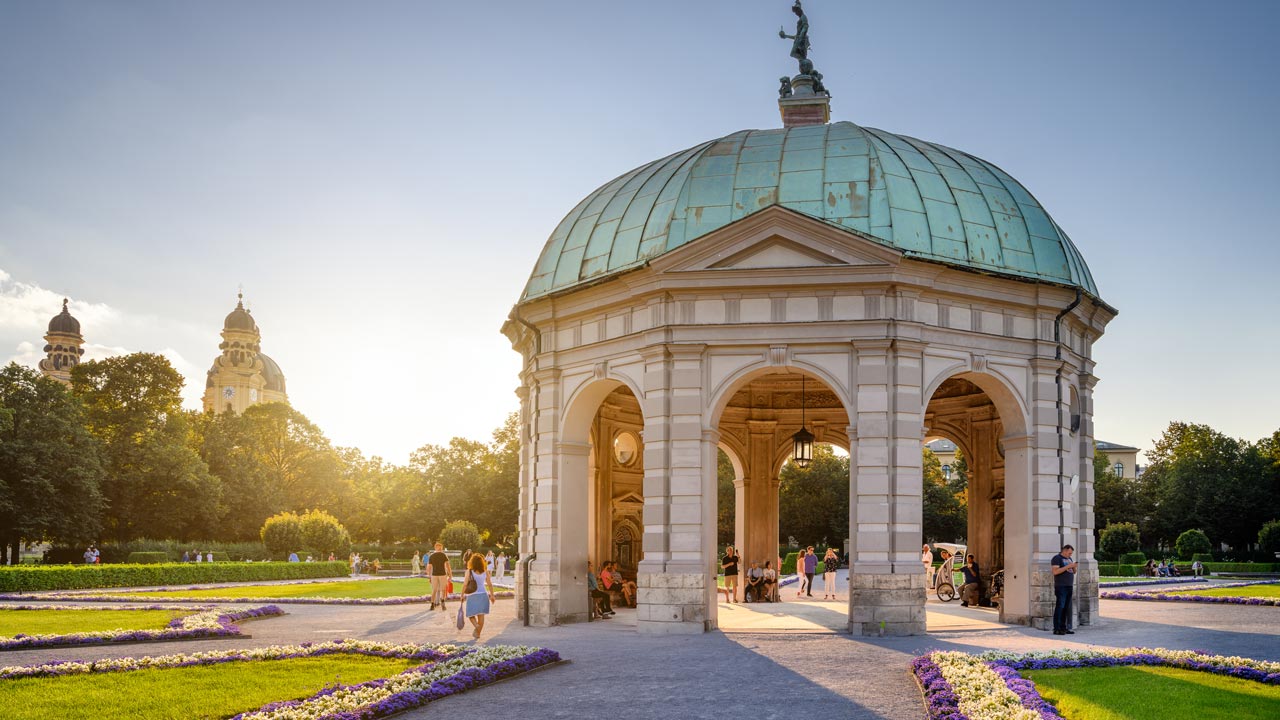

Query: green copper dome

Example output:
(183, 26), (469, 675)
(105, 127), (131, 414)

(523, 121), (1097, 300)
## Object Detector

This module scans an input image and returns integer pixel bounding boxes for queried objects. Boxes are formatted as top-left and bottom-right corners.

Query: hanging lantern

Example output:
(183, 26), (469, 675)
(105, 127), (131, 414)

(791, 375), (814, 468)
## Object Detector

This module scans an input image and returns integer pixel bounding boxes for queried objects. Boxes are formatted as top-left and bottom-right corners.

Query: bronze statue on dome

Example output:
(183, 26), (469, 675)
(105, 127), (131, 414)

(779, 1), (811, 68)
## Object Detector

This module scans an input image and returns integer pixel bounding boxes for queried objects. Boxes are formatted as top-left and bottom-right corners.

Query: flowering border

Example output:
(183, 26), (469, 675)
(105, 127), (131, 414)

(1098, 577), (1207, 588)
(912, 647), (1280, 720)
(0, 604), (284, 650)
(1, 590), (515, 606)
(1100, 580), (1280, 606)
(0, 639), (560, 720)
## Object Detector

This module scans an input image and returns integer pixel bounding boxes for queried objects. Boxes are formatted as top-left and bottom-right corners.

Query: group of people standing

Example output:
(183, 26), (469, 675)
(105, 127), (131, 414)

(720, 545), (841, 603)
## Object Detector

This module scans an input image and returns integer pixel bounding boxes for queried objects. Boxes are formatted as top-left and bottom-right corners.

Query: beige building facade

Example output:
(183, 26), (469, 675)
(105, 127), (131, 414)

(202, 294), (288, 414)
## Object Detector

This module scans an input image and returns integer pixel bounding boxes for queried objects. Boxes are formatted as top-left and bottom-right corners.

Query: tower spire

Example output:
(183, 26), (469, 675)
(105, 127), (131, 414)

(776, 1), (831, 128)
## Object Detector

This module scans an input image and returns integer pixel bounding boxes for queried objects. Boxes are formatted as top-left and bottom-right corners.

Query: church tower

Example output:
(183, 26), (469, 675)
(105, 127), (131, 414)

(38, 299), (84, 385)
(202, 293), (288, 414)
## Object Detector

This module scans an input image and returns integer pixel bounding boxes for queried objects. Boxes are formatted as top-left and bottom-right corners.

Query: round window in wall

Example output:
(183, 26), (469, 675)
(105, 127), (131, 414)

(613, 431), (639, 466)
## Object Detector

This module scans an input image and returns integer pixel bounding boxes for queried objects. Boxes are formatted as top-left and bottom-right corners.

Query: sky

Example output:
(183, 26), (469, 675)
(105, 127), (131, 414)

(1, 1), (1277, 464)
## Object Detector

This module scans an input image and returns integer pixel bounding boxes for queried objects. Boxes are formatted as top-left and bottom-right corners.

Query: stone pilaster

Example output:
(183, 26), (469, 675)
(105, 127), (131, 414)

(635, 344), (709, 634)
(848, 339), (926, 636)
(521, 367), (562, 627)
(1075, 370), (1100, 626)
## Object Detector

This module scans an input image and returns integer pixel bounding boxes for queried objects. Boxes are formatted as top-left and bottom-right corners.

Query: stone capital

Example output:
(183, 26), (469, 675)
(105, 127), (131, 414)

(747, 420), (778, 436)
(1001, 434), (1034, 451)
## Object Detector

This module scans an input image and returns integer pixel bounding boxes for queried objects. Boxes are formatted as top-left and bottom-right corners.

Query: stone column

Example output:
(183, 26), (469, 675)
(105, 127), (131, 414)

(555, 440), (592, 623)
(1026, 358), (1074, 630)
(635, 344), (709, 634)
(1074, 371), (1100, 626)
(999, 433), (1033, 625)
(848, 340), (927, 636)
(742, 420), (779, 570)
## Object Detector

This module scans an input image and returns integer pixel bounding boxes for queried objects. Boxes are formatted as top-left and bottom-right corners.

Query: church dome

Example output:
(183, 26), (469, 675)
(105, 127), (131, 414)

(224, 295), (257, 332)
(47, 299), (81, 335)
(522, 121), (1097, 301)
(258, 353), (286, 393)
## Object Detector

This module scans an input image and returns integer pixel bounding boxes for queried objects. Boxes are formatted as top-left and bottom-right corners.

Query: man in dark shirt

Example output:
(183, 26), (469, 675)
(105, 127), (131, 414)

(960, 554), (981, 607)
(1050, 544), (1078, 635)
(428, 542), (451, 610)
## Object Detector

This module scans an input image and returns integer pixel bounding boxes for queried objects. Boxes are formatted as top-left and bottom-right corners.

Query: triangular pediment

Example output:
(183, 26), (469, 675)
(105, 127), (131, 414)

(648, 205), (902, 275)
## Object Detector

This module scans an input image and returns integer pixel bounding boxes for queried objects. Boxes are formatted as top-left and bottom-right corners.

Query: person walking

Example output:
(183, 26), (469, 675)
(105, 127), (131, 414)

(822, 548), (839, 600)
(803, 546), (818, 597)
(1050, 544), (1078, 635)
(428, 542), (451, 610)
(486, 550), (496, 576)
(794, 548), (808, 597)
(721, 546), (741, 603)
(462, 553), (496, 639)
(411, 550), (422, 577)
(495, 552), (507, 581)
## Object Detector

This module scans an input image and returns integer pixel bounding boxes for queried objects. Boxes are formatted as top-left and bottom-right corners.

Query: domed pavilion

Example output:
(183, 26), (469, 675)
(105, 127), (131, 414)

(504, 6), (1114, 635)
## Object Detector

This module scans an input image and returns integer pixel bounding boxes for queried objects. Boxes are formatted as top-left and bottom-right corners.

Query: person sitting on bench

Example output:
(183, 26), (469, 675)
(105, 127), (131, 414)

(744, 561), (764, 602)
(762, 560), (778, 602)
(587, 561), (614, 618)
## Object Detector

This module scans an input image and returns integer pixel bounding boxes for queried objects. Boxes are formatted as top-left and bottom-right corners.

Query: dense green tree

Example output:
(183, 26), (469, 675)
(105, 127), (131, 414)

(1142, 422), (1272, 549)
(404, 414), (519, 545)
(923, 447), (967, 543)
(299, 509), (351, 557)
(439, 519), (481, 552)
(716, 450), (736, 547)
(1175, 528), (1212, 560)
(1259, 520), (1280, 556)
(260, 511), (304, 559)
(194, 410), (280, 541)
(0, 363), (105, 562)
(71, 354), (219, 542)
(1098, 522), (1141, 560)
(778, 445), (848, 547)
(238, 403), (347, 513)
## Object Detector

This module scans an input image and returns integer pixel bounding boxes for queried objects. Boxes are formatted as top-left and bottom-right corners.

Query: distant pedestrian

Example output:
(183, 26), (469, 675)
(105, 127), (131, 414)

(205, 552), (213, 563)
(195, 550), (203, 563)
(486, 550), (496, 576)
(83, 547), (94, 564)
(922, 544), (933, 585)
(288, 552), (299, 563)
(411, 551), (422, 577)
(803, 546), (818, 597)
(1050, 544), (1078, 635)
(495, 552), (507, 581)
(182, 550), (190, 563)
(795, 549), (809, 596)
(428, 542), (451, 610)
(822, 548), (839, 600)
(463, 553), (496, 640)
(721, 546), (740, 603)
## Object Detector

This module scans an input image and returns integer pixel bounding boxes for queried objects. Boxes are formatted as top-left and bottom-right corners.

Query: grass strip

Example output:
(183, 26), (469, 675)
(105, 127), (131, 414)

(0, 608), (190, 636)
(0, 654), (420, 720)
(1168, 584), (1280, 599)
(1025, 664), (1280, 720)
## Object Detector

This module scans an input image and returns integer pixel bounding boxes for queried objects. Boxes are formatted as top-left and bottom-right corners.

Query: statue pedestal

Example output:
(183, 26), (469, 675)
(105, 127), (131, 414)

(779, 75), (830, 128)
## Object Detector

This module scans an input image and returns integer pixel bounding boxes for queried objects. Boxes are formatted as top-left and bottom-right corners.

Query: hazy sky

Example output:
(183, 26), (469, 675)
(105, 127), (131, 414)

(2, 1), (1277, 463)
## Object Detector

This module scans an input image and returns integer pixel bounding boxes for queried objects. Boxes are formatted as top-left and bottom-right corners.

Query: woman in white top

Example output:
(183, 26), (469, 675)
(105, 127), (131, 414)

(495, 553), (507, 581)
(485, 550), (496, 576)
(822, 548), (839, 600)
(922, 544), (934, 587)
(795, 549), (808, 597)
(462, 554), (496, 640)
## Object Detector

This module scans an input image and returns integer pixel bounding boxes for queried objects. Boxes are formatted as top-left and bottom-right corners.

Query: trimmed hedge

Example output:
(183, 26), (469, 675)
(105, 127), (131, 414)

(781, 551), (799, 575)
(1119, 552), (1147, 565)
(1192, 553), (1214, 563)
(1097, 561), (1280, 577)
(0, 561), (349, 593)
(126, 552), (171, 564)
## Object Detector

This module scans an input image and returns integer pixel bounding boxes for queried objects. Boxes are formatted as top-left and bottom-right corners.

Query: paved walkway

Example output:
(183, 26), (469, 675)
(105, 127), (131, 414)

(2, 579), (1278, 719)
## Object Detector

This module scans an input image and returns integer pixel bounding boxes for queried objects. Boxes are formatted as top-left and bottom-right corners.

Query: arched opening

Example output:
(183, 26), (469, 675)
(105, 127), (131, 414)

(923, 371), (1030, 623)
(708, 368), (851, 629)
(558, 378), (647, 623)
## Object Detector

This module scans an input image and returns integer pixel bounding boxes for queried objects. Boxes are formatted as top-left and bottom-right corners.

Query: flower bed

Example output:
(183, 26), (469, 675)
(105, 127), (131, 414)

(0, 604), (283, 650)
(912, 648), (1280, 720)
(1098, 577), (1207, 588)
(1, 590), (515, 605)
(0, 639), (560, 720)
(1100, 580), (1280, 606)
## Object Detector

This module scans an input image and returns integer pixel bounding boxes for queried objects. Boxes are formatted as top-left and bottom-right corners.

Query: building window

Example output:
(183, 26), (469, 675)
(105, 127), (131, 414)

(942, 464), (952, 480)
(1113, 462), (1124, 478)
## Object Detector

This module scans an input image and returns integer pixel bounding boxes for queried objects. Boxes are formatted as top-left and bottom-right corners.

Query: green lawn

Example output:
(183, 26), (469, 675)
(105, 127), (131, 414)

(1168, 584), (1280, 599)
(1024, 665), (1280, 720)
(0, 654), (421, 720)
(116, 577), (441, 600)
(0, 608), (191, 636)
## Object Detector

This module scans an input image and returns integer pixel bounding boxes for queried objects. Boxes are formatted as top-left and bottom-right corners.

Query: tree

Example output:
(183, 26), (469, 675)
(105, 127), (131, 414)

(779, 444), (848, 547)
(717, 450), (736, 547)
(404, 414), (520, 544)
(439, 519), (481, 551)
(1174, 528), (1212, 560)
(71, 354), (220, 541)
(260, 511), (304, 559)
(238, 403), (347, 513)
(194, 410), (281, 541)
(0, 363), (105, 562)
(1098, 522), (1141, 560)
(922, 447), (967, 543)
(1259, 520), (1280, 556)
(299, 509), (350, 557)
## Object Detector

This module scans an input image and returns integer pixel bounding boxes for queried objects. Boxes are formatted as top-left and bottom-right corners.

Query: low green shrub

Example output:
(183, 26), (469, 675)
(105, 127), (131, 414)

(1119, 552), (1147, 565)
(1096, 563), (1139, 577)
(1191, 553), (1214, 563)
(1202, 562), (1280, 573)
(0, 561), (349, 593)
(781, 551), (799, 575)
(126, 552), (170, 564)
